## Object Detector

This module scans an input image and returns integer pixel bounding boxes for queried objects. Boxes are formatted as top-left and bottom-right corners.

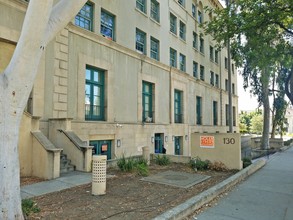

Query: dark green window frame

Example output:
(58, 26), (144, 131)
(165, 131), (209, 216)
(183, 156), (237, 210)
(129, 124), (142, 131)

(200, 37), (204, 53)
(210, 46), (214, 60)
(170, 48), (177, 68)
(136, 0), (146, 13)
(179, 53), (186, 72)
(150, 37), (159, 61)
(196, 96), (202, 125)
(198, 10), (203, 23)
(193, 61), (198, 78)
(85, 66), (105, 121)
(170, 13), (177, 35)
(178, 0), (185, 7)
(210, 71), (214, 86)
(150, 0), (160, 23)
(136, 28), (146, 54)
(193, 32), (198, 49)
(101, 9), (115, 41)
(179, 21), (186, 41)
(200, 65), (205, 81)
(213, 101), (218, 125)
(75, 2), (93, 31)
(215, 50), (219, 63)
(174, 90), (183, 123)
(142, 81), (153, 122)
(192, 4), (196, 18)
(215, 74), (219, 88)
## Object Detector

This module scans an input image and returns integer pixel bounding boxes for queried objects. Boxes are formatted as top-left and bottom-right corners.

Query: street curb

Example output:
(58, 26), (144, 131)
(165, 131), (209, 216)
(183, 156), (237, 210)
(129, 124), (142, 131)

(153, 159), (266, 220)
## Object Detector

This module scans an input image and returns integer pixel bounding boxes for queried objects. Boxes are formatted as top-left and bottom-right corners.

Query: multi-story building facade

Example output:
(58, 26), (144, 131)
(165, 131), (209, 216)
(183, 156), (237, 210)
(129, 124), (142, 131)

(0, 0), (238, 178)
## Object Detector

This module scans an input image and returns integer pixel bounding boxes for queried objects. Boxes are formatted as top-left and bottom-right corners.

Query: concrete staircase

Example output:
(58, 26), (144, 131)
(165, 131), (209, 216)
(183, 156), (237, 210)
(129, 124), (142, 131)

(60, 153), (75, 174)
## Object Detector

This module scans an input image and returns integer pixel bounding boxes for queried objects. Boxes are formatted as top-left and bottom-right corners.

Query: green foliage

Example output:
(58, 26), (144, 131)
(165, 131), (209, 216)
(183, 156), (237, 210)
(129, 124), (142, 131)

(272, 95), (288, 136)
(239, 122), (248, 133)
(203, 0), (293, 146)
(190, 157), (210, 171)
(117, 155), (149, 176)
(239, 110), (262, 133)
(284, 139), (293, 146)
(242, 157), (252, 168)
(117, 155), (137, 172)
(250, 114), (263, 134)
(22, 199), (40, 217)
(136, 163), (149, 177)
(154, 155), (170, 166)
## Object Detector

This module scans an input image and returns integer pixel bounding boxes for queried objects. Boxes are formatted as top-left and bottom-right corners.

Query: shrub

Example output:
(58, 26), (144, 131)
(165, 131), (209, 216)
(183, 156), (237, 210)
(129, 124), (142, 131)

(117, 155), (149, 176)
(154, 155), (170, 166)
(136, 163), (149, 176)
(117, 155), (137, 172)
(22, 199), (40, 217)
(242, 157), (252, 168)
(208, 161), (228, 171)
(136, 157), (148, 166)
(190, 157), (210, 171)
(284, 139), (293, 146)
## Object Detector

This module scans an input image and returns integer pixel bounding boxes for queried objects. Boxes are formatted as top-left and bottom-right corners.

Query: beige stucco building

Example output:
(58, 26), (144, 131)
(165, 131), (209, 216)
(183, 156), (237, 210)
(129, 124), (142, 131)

(0, 0), (239, 179)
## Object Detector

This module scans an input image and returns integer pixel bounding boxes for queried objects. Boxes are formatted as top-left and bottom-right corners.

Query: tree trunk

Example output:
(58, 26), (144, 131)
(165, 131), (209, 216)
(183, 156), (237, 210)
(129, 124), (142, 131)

(0, 0), (87, 219)
(261, 74), (270, 150)
(285, 64), (293, 106)
(0, 87), (24, 219)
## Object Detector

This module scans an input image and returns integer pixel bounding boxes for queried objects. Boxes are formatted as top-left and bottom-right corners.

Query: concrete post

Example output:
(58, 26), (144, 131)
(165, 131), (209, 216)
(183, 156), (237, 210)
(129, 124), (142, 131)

(142, 146), (150, 165)
(92, 155), (107, 195)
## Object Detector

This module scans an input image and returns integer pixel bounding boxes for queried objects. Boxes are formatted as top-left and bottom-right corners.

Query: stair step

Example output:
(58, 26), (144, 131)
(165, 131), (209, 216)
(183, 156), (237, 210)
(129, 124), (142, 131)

(60, 153), (75, 174)
(60, 164), (75, 174)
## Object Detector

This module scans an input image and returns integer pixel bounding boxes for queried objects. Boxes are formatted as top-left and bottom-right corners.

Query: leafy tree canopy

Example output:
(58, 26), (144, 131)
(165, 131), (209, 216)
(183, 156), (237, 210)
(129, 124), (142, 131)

(204, 0), (293, 104)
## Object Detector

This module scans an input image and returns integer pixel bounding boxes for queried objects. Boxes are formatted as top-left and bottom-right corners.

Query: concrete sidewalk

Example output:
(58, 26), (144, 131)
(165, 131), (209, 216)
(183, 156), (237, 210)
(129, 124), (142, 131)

(21, 171), (92, 199)
(196, 147), (293, 220)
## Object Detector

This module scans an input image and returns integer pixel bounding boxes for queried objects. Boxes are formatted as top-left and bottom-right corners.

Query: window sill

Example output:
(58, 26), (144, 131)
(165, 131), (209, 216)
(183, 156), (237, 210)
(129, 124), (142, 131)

(199, 52), (205, 56)
(135, 7), (148, 18)
(136, 50), (146, 55)
(169, 31), (178, 38)
(179, 38), (186, 43)
(150, 17), (160, 26)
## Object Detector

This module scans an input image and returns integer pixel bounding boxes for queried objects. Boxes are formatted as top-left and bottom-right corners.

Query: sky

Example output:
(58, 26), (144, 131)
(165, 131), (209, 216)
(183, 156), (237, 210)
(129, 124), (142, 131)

(237, 75), (259, 111)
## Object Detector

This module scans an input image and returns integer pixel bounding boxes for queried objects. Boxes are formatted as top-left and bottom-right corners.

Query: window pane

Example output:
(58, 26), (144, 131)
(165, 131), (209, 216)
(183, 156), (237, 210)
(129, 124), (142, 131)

(85, 67), (105, 120)
(101, 10), (115, 40)
(75, 3), (93, 31)
(170, 14), (177, 34)
(151, 0), (160, 22)
(136, 29), (146, 54)
(170, 48), (177, 67)
(136, 0), (146, 13)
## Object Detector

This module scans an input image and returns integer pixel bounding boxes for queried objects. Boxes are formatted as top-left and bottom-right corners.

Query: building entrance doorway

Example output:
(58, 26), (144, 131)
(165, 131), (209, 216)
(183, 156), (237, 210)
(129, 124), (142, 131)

(90, 140), (112, 160)
(154, 133), (164, 153)
(174, 136), (183, 155)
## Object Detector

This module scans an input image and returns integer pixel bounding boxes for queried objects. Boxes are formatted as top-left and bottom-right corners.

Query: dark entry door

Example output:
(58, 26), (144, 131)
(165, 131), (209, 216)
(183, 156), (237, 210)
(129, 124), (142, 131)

(174, 136), (182, 155)
(90, 140), (112, 160)
(154, 133), (163, 153)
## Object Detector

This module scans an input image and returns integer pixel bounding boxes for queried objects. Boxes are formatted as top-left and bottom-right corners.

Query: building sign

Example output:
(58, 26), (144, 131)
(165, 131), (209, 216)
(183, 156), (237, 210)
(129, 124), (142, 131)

(200, 136), (215, 148)
(101, 144), (108, 151)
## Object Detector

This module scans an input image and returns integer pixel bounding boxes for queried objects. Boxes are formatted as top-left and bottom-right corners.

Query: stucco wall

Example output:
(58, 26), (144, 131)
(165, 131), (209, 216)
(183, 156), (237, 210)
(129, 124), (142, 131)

(191, 133), (242, 170)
